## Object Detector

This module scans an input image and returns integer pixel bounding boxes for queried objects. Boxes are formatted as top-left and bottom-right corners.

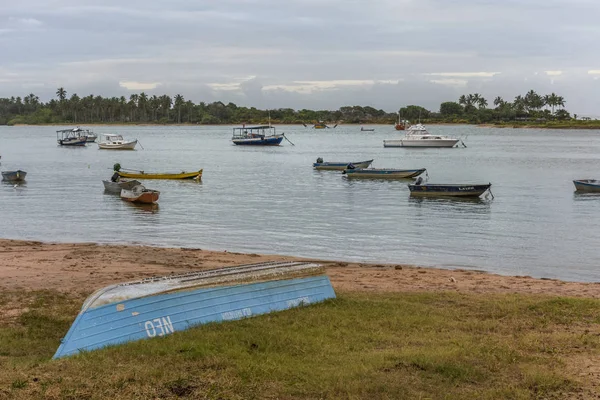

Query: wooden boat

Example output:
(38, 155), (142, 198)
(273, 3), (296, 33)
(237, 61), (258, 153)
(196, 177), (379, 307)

(313, 122), (328, 129)
(232, 125), (284, 146)
(53, 261), (335, 358)
(343, 168), (426, 179)
(102, 179), (142, 194)
(1, 170), (27, 182)
(116, 169), (202, 180)
(360, 127), (375, 132)
(56, 128), (88, 146)
(573, 179), (600, 193)
(120, 185), (160, 204)
(408, 183), (492, 197)
(98, 134), (137, 150)
(313, 158), (373, 171)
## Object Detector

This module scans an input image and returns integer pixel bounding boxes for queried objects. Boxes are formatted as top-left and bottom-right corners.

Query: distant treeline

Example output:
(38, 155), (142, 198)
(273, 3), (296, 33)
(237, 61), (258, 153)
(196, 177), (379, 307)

(0, 88), (576, 126)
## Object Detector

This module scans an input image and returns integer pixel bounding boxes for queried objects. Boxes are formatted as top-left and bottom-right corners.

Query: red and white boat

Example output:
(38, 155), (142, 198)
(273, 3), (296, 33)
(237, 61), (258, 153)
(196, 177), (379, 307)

(120, 185), (160, 204)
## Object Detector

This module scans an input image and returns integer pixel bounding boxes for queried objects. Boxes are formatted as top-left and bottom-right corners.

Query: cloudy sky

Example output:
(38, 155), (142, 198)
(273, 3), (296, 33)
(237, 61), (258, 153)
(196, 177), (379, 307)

(1, 0), (600, 114)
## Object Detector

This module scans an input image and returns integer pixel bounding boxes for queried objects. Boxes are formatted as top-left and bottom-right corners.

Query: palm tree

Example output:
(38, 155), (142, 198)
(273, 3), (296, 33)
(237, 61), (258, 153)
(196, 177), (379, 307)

(477, 97), (488, 109)
(458, 95), (467, 106)
(138, 92), (148, 122)
(174, 94), (184, 123)
(128, 94), (139, 121)
(56, 87), (67, 102)
(493, 96), (504, 109)
(69, 93), (80, 122)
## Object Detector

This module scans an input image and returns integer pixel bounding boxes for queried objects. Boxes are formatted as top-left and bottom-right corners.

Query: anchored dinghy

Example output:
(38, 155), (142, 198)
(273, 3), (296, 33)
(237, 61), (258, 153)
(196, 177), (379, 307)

(53, 261), (335, 359)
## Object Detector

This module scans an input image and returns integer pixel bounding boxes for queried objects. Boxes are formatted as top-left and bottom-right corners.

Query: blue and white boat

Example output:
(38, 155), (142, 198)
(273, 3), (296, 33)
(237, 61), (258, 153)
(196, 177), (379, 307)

(57, 128), (87, 146)
(408, 183), (492, 197)
(1, 170), (27, 182)
(53, 261), (335, 359)
(573, 179), (600, 193)
(343, 168), (426, 179)
(232, 125), (284, 146)
(313, 158), (373, 171)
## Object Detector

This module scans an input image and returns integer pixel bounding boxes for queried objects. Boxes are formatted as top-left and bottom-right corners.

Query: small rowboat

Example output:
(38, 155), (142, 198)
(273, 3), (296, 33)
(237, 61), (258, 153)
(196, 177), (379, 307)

(120, 185), (160, 204)
(408, 183), (492, 198)
(360, 127), (375, 132)
(573, 179), (600, 193)
(343, 168), (426, 179)
(1, 170), (27, 182)
(313, 158), (373, 171)
(102, 179), (142, 194)
(116, 169), (202, 180)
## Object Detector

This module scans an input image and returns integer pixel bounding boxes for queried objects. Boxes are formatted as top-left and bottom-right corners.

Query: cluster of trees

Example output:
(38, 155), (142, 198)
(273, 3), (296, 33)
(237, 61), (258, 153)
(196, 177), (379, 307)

(438, 90), (572, 123)
(0, 87), (578, 126)
(0, 88), (396, 125)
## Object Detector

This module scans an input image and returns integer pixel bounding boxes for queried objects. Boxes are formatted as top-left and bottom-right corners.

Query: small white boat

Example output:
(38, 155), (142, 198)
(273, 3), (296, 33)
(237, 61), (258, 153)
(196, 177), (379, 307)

(120, 185), (160, 204)
(383, 124), (461, 148)
(98, 134), (137, 150)
(102, 179), (142, 194)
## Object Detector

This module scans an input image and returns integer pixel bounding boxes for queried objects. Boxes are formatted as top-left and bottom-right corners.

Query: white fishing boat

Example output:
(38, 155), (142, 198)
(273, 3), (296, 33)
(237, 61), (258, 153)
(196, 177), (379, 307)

(383, 124), (462, 148)
(98, 134), (137, 150)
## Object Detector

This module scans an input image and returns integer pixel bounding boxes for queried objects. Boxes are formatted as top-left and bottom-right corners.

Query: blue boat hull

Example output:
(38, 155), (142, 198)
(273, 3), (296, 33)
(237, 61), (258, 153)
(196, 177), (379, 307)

(53, 275), (335, 358)
(573, 180), (600, 193)
(1, 170), (27, 182)
(232, 136), (283, 146)
(408, 183), (491, 197)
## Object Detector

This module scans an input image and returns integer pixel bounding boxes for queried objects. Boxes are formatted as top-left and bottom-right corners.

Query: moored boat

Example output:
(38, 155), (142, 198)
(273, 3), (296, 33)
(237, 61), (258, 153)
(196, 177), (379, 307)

(56, 127), (90, 146)
(114, 164), (202, 180)
(343, 168), (426, 179)
(232, 125), (284, 146)
(1, 170), (27, 182)
(73, 127), (97, 142)
(313, 158), (373, 171)
(102, 179), (142, 194)
(98, 134), (137, 150)
(120, 185), (160, 204)
(360, 127), (375, 132)
(408, 183), (492, 197)
(53, 261), (336, 358)
(573, 179), (600, 193)
(384, 124), (461, 148)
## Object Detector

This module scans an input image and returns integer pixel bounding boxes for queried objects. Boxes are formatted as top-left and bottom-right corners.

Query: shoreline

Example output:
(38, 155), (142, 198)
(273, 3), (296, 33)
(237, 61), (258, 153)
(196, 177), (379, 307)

(6, 121), (600, 129)
(1, 238), (598, 299)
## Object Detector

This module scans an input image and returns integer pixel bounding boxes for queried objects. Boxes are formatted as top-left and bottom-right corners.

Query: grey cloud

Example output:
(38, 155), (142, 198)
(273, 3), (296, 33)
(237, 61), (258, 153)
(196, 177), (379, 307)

(1, 0), (600, 114)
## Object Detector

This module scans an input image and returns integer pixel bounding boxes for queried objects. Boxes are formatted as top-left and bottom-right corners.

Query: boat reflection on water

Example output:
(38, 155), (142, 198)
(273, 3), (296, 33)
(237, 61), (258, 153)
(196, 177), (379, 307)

(124, 201), (159, 213)
(408, 195), (492, 215)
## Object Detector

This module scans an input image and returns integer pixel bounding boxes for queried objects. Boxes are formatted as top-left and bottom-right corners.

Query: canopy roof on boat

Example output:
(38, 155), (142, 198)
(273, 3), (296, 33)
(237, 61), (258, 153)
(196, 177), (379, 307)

(233, 125), (274, 131)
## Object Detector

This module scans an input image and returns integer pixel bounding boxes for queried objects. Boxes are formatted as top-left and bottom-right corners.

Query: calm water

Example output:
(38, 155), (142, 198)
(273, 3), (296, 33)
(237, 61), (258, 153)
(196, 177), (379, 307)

(1, 125), (599, 282)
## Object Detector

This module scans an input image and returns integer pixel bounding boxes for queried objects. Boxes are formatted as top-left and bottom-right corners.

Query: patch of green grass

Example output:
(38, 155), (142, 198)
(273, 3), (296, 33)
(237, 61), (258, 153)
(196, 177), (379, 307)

(0, 290), (599, 399)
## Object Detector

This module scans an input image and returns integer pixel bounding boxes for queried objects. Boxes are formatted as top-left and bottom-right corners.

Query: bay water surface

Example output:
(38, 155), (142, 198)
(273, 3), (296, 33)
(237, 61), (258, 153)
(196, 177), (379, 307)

(1, 124), (599, 282)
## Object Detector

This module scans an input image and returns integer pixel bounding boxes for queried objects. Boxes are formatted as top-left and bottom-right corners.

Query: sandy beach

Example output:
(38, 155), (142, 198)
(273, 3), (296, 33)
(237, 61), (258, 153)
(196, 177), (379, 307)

(1, 238), (598, 298)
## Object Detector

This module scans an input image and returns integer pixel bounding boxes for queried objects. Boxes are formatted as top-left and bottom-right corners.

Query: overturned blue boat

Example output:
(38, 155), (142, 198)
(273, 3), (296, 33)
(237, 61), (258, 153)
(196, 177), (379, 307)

(53, 261), (335, 359)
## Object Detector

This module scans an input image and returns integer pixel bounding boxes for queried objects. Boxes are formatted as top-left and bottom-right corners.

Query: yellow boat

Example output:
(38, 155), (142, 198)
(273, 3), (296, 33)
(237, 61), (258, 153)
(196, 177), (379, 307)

(116, 169), (202, 180)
